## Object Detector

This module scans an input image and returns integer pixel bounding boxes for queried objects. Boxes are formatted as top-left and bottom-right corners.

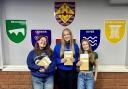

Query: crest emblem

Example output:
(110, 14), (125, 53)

(80, 30), (101, 51)
(31, 30), (51, 47)
(105, 20), (126, 43)
(6, 20), (27, 43)
(55, 2), (75, 26)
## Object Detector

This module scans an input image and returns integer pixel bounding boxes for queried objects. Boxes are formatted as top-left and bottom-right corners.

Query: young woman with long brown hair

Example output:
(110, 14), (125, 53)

(27, 36), (56, 89)
(77, 38), (98, 89)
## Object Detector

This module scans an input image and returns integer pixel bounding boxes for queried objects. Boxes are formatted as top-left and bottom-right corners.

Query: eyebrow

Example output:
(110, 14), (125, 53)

(63, 33), (70, 35)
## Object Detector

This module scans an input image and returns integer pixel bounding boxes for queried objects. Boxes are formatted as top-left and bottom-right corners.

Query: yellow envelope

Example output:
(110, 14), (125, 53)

(64, 51), (73, 65)
(37, 56), (51, 67)
(80, 54), (89, 71)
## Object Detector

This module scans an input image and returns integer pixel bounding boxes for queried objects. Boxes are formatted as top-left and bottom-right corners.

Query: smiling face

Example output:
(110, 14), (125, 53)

(63, 30), (71, 42)
(82, 41), (90, 51)
(37, 37), (47, 48)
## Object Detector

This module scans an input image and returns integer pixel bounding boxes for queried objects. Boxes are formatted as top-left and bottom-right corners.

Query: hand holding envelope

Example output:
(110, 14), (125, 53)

(80, 54), (89, 71)
(39, 68), (45, 72)
(61, 58), (67, 63)
(64, 51), (73, 65)
(70, 58), (75, 62)
(77, 61), (83, 66)
(37, 56), (51, 68)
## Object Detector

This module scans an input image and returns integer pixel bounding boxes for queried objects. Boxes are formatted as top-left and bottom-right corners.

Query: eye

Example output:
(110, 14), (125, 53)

(63, 34), (70, 36)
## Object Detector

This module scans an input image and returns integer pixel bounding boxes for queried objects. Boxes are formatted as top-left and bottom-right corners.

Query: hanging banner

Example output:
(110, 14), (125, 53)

(80, 29), (101, 51)
(55, 2), (75, 26)
(31, 30), (51, 47)
(6, 20), (27, 43)
(105, 20), (126, 43)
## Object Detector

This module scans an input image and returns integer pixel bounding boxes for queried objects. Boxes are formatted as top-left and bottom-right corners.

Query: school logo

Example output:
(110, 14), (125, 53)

(105, 20), (126, 43)
(6, 20), (27, 43)
(31, 30), (51, 47)
(80, 30), (101, 51)
(55, 2), (75, 26)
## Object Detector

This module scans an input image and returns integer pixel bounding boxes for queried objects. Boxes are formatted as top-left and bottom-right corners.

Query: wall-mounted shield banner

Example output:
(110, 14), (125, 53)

(31, 30), (51, 47)
(55, 2), (75, 26)
(105, 20), (126, 43)
(6, 20), (27, 43)
(80, 30), (101, 51)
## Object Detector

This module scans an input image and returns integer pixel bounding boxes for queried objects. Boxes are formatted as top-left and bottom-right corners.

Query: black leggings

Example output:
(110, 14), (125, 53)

(57, 69), (78, 89)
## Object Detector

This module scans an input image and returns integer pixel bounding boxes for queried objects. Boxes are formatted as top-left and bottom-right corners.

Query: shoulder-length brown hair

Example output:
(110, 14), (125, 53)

(34, 35), (53, 56)
(60, 28), (75, 58)
(80, 38), (95, 63)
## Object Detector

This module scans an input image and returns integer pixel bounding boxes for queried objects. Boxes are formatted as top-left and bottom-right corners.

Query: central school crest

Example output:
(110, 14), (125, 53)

(55, 2), (75, 26)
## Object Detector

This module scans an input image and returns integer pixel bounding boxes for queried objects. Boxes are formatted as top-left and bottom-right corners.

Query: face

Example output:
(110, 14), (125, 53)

(63, 30), (71, 42)
(37, 37), (47, 48)
(82, 41), (90, 51)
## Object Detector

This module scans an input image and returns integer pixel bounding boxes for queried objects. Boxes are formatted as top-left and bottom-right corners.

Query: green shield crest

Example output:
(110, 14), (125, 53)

(6, 20), (27, 43)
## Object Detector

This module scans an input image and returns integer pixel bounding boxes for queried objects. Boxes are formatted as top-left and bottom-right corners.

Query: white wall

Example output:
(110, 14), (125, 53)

(0, 1), (3, 68)
(1, 0), (128, 66)
(0, 28), (2, 68)
(125, 30), (128, 66)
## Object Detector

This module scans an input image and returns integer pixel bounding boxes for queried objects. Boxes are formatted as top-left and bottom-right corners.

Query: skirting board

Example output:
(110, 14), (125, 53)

(1, 65), (128, 72)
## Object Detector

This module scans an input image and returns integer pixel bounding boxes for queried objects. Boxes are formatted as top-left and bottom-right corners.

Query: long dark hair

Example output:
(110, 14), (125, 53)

(80, 38), (95, 63)
(34, 35), (53, 56)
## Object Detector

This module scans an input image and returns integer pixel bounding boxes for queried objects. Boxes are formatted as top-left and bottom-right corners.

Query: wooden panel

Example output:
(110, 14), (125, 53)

(0, 71), (128, 89)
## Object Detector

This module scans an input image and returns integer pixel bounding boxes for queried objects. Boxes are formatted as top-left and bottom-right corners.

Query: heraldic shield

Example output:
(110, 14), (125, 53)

(6, 20), (27, 43)
(80, 30), (101, 51)
(31, 30), (51, 47)
(55, 2), (75, 26)
(105, 20), (126, 43)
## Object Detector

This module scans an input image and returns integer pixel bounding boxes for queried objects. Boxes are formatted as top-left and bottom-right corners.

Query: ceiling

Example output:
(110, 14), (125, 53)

(110, 0), (128, 4)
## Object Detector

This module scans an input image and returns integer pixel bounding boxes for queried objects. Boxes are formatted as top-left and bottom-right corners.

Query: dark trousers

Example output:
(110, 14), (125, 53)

(57, 69), (78, 89)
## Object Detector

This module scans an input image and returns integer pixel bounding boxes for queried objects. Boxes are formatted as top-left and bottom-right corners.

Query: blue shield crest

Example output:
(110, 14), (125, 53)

(80, 29), (101, 51)
(31, 30), (51, 47)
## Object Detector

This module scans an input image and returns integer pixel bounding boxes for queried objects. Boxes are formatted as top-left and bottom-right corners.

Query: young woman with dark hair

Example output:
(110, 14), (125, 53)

(27, 36), (56, 89)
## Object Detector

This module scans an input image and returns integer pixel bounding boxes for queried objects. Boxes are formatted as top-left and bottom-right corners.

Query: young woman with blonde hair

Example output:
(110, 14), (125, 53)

(54, 28), (79, 89)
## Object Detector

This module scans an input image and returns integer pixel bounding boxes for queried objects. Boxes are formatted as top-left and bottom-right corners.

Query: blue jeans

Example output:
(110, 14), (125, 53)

(77, 72), (94, 89)
(32, 75), (54, 89)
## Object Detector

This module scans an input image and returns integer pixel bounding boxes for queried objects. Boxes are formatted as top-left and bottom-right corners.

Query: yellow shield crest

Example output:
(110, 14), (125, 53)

(105, 20), (126, 43)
